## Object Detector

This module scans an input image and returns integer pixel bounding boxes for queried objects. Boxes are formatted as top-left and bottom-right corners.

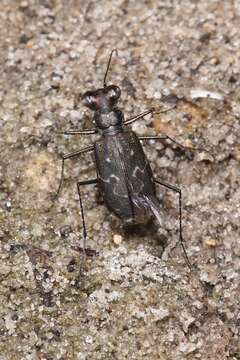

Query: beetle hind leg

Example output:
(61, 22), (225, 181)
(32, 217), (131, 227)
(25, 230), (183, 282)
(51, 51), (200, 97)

(154, 179), (192, 270)
(75, 178), (98, 286)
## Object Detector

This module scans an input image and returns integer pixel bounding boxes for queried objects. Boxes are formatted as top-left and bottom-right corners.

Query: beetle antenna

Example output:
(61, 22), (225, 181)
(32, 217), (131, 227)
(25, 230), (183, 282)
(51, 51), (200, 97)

(103, 49), (118, 87)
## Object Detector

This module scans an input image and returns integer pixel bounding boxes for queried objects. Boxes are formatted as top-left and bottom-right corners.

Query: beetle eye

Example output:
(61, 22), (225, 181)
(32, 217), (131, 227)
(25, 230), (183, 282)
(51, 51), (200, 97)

(82, 92), (96, 109)
(108, 85), (121, 100)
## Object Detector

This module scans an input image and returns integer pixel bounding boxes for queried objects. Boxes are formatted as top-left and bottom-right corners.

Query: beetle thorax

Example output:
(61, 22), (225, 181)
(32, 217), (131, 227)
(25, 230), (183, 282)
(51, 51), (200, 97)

(94, 109), (124, 131)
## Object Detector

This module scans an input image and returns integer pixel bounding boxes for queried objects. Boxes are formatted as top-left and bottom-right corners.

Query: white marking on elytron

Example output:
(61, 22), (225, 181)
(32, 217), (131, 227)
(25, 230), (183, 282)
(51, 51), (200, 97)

(106, 157), (111, 163)
(110, 174), (129, 198)
(98, 174), (111, 184)
(130, 149), (134, 156)
(132, 159), (148, 178)
(98, 173), (128, 198)
(110, 174), (120, 181)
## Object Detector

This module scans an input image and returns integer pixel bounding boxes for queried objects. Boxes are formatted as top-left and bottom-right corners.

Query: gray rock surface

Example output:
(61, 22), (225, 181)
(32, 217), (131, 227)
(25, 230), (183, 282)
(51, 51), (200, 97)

(0, 1), (239, 359)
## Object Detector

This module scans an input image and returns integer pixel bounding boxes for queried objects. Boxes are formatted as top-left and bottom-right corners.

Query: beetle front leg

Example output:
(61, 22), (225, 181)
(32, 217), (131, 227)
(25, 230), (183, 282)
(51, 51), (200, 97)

(124, 109), (154, 126)
(124, 106), (176, 126)
(56, 145), (94, 198)
(58, 129), (97, 135)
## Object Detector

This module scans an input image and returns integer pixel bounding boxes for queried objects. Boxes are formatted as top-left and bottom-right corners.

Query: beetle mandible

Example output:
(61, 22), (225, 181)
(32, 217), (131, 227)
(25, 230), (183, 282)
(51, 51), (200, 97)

(57, 50), (191, 271)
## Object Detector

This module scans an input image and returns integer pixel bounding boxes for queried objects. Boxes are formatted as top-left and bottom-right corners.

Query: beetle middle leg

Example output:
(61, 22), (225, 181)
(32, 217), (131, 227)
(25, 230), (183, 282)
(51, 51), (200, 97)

(154, 179), (192, 270)
(56, 145), (94, 197)
(139, 133), (212, 158)
(138, 135), (187, 151)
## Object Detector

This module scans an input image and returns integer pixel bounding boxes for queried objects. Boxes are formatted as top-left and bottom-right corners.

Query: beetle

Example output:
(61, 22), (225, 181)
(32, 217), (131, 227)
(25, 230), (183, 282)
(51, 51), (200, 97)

(56, 50), (191, 274)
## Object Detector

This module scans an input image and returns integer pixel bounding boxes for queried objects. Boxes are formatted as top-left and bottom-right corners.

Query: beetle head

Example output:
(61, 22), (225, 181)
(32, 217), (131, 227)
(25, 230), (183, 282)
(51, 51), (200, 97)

(81, 50), (123, 131)
(82, 85), (121, 113)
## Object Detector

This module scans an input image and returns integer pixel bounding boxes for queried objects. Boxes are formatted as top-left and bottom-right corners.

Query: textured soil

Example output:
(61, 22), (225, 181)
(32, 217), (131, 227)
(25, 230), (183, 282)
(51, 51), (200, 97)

(0, 1), (239, 359)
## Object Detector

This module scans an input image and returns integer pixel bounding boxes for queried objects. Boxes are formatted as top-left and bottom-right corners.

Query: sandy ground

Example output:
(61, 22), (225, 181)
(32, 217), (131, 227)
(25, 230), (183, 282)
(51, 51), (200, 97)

(0, 1), (239, 359)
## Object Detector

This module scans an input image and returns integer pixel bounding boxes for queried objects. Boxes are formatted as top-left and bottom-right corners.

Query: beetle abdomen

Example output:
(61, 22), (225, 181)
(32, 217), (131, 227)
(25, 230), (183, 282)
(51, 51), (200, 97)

(94, 131), (156, 223)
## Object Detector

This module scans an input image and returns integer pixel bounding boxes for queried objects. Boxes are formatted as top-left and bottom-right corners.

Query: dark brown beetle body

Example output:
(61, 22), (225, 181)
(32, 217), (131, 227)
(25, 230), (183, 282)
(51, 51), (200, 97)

(57, 50), (191, 275)
(94, 129), (156, 223)
(82, 81), (161, 226)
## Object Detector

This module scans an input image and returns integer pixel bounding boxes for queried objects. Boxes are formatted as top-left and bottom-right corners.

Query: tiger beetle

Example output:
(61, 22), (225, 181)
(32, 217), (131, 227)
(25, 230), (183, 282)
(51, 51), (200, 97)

(56, 49), (192, 277)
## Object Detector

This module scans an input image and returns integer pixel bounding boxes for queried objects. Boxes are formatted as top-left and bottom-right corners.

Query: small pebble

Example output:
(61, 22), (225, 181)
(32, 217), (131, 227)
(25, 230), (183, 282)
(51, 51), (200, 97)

(204, 238), (217, 247)
(113, 234), (122, 245)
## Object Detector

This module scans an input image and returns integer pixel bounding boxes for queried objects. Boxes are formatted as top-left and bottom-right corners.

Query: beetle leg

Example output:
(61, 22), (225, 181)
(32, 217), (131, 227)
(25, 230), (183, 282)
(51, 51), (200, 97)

(138, 135), (187, 151)
(139, 135), (212, 158)
(57, 129), (97, 135)
(154, 179), (192, 270)
(124, 109), (153, 126)
(56, 145), (94, 197)
(124, 106), (176, 126)
(76, 178), (98, 284)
